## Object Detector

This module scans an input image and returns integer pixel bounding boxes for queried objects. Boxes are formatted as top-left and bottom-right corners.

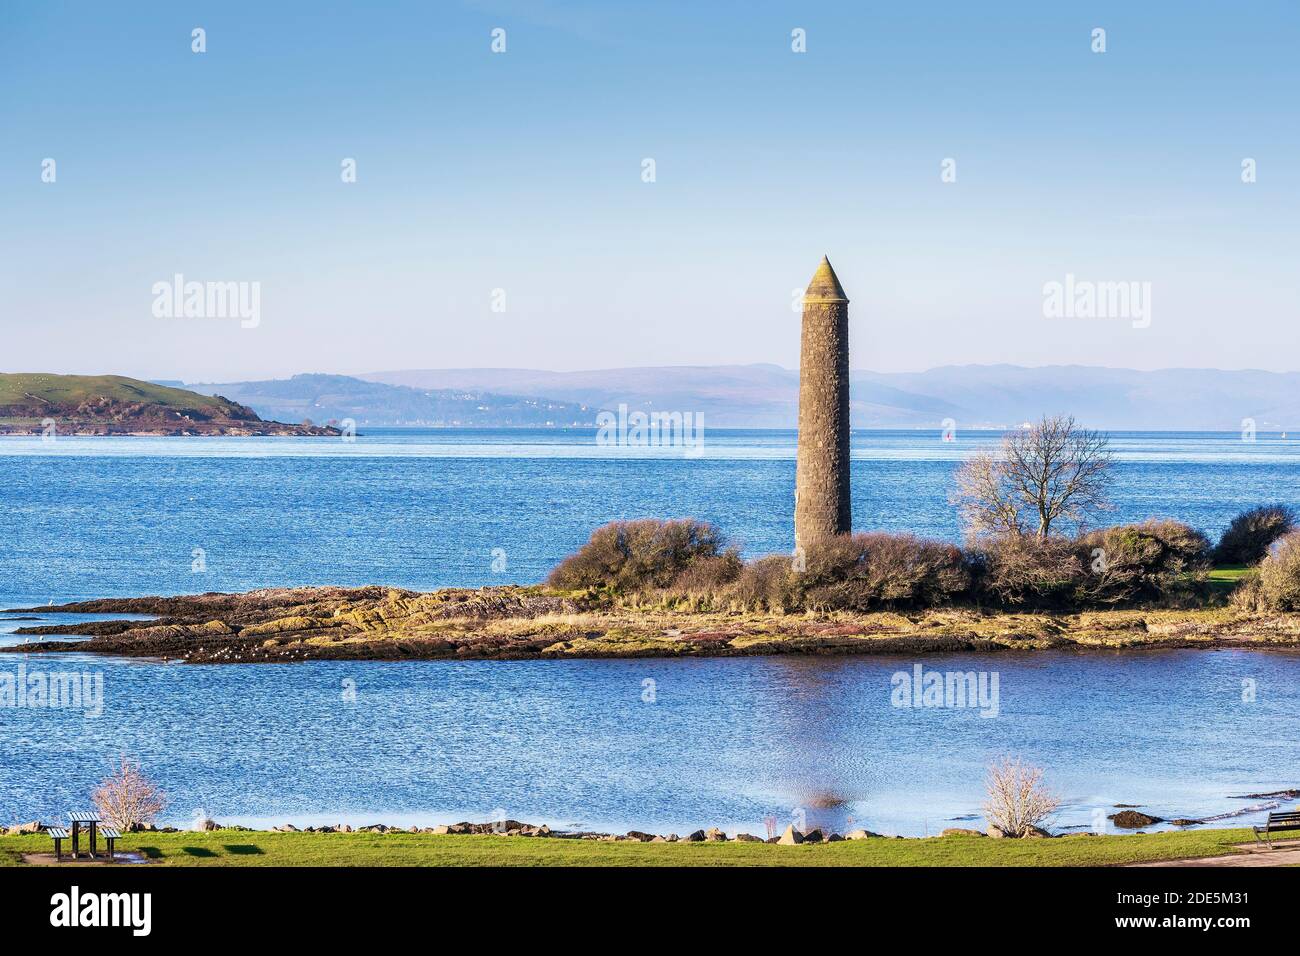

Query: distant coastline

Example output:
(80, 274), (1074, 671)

(0, 372), (339, 437)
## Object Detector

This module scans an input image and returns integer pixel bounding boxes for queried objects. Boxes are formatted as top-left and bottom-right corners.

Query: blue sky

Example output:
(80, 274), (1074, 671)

(2, 1), (1297, 381)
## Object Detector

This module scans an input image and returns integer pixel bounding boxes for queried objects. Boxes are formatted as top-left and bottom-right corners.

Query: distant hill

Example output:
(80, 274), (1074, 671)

(361, 364), (1300, 430)
(0, 373), (337, 436)
(187, 374), (597, 427)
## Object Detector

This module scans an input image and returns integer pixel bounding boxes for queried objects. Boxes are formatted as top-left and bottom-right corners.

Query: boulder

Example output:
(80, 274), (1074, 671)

(845, 829), (882, 840)
(986, 823), (1050, 838)
(626, 830), (656, 842)
(431, 825), (451, 835)
(12, 821), (44, 834)
(777, 825), (804, 846)
(941, 827), (986, 837)
(275, 823), (300, 833)
(801, 828), (824, 844)
(825, 833), (844, 842)
(704, 827), (727, 842)
(683, 829), (707, 843)
(1108, 810), (1162, 829)
(734, 833), (764, 843)
(649, 835), (667, 843)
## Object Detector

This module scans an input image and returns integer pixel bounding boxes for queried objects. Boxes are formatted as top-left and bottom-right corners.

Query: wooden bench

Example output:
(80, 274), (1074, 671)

(47, 827), (70, 862)
(1253, 811), (1300, 845)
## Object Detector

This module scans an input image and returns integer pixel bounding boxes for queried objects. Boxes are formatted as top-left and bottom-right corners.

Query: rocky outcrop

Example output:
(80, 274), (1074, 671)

(9, 586), (1300, 664)
(1109, 810), (1163, 829)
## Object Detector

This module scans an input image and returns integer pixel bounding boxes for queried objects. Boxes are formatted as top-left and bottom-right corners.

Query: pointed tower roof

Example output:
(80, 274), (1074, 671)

(804, 255), (848, 303)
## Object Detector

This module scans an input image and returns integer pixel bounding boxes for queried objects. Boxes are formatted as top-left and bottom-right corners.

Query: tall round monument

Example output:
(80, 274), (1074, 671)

(794, 255), (852, 553)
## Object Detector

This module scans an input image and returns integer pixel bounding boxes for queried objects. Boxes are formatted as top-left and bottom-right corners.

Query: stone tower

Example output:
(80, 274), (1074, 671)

(794, 255), (851, 553)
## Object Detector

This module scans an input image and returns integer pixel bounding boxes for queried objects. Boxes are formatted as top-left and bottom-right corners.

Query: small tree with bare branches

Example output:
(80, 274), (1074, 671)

(953, 414), (1113, 540)
(92, 756), (166, 831)
(982, 756), (1060, 837)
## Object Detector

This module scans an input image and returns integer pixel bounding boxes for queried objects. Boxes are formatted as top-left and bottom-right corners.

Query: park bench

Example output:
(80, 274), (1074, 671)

(47, 820), (122, 861)
(98, 827), (122, 861)
(1253, 810), (1300, 846)
(47, 827), (70, 862)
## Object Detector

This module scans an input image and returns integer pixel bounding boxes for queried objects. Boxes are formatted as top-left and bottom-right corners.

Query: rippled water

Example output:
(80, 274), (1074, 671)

(1, 429), (1298, 834)
(2, 428), (1299, 601)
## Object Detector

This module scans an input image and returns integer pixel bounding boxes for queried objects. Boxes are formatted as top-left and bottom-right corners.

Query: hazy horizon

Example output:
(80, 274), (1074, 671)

(4, 1), (1297, 381)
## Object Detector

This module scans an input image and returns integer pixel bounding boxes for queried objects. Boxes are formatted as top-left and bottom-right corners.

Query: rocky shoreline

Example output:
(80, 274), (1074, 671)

(0, 818), (1083, 843)
(8, 791), (1293, 843)
(5, 585), (1300, 663)
(14, 800), (1291, 843)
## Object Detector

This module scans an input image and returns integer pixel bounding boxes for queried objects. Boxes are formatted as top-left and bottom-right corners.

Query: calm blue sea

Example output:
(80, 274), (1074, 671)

(2, 427), (1299, 602)
(1, 428), (1298, 835)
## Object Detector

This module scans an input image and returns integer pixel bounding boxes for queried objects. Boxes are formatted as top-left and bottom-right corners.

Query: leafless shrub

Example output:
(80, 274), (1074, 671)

(1215, 505), (1297, 565)
(666, 552), (744, 594)
(798, 532), (971, 611)
(974, 535), (1082, 607)
(92, 755), (166, 831)
(1074, 520), (1211, 607)
(953, 415), (1113, 540)
(1253, 531), (1300, 610)
(725, 555), (799, 612)
(981, 756), (1059, 837)
(546, 519), (727, 592)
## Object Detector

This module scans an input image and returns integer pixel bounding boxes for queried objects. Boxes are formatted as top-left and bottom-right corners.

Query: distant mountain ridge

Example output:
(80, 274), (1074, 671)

(187, 374), (596, 427)
(360, 364), (1300, 430)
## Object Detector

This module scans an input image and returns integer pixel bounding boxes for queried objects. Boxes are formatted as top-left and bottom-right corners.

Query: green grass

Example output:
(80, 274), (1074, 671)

(0, 828), (1266, 867)
(1209, 564), (1252, 597)
(0, 373), (237, 414)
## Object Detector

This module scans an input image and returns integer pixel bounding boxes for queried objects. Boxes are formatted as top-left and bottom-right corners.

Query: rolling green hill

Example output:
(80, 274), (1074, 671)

(0, 373), (246, 415)
(0, 373), (336, 436)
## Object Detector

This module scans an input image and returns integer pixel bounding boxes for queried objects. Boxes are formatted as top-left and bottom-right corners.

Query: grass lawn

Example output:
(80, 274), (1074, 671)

(0, 827), (1263, 867)
(1209, 564), (1251, 597)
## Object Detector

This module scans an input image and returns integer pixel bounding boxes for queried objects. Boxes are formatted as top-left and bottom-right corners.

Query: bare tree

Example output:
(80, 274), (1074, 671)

(92, 756), (166, 831)
(952, 414), (1113, 539)
(982, 756), (1059, 837)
